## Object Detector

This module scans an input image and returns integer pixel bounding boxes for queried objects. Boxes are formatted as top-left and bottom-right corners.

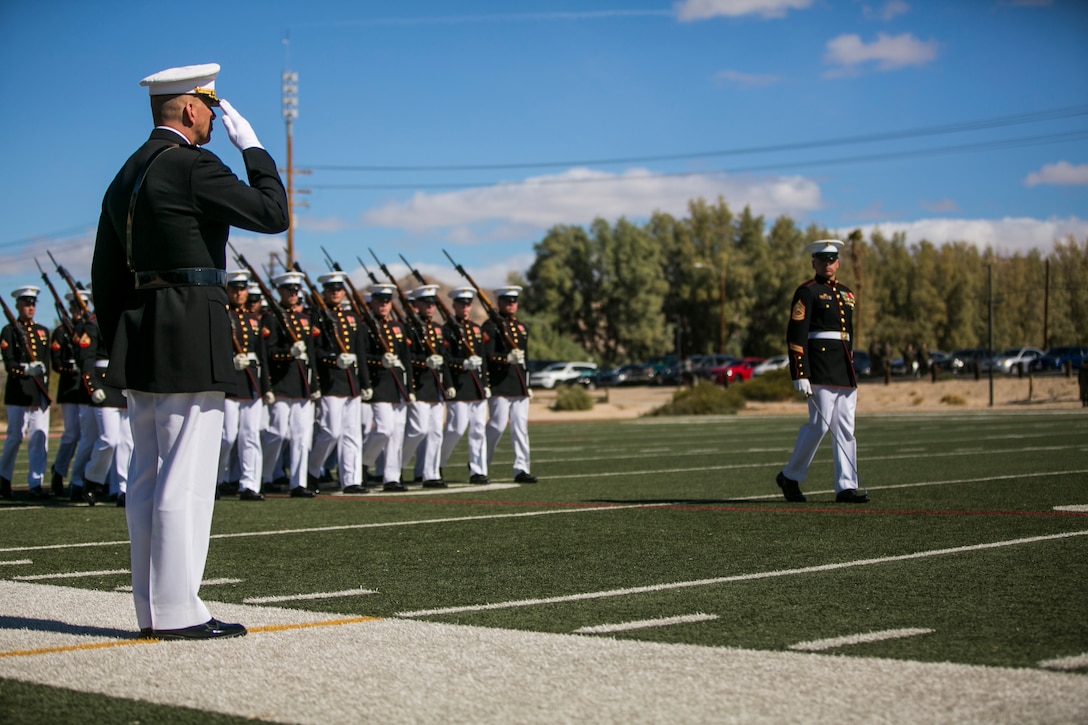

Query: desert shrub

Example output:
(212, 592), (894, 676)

(553, 385), (595, 411)
(940, 394), (967, 406)
(733, 368), (795, 402)
(647, 380), (746, 416)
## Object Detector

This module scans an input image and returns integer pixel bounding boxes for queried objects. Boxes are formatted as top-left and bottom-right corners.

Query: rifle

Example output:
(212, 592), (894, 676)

(0, 295), (52, 405)
(323, 248), (410, 401)
(34, 258), (74, 338)
(47, 251), (91, 320)
(293, 259), (358, 396)
(442, 249), (528, 392)
(399, 253), (485, 396)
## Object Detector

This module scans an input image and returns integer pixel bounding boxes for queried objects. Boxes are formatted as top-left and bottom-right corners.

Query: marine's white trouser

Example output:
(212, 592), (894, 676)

(126, 390), (224, 631)
(362, 402), (407, 483)
(782, 385), (858, 492)
(403, 400), (445, 481)
(85, 406), (132, 493)
(441, 399), (488, 477)
(261, 398), (314, 489)
(309, 395), (363, 488)
(51, 403), (82, 477)
(486, 395), (530, 475)
(219, 397), (264, 493)
(68, 405), (99, 487)
(0, 403), (50, 487)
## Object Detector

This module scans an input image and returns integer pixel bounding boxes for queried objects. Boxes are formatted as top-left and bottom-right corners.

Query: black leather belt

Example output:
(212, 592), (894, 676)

(135, 268), (226, 290)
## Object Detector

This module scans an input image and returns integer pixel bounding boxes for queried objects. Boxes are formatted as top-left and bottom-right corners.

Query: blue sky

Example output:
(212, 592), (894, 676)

(2, 0), (1086, 312)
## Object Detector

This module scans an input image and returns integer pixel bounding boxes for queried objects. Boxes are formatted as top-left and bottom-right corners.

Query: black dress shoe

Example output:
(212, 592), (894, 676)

(51, 469), (65, 497)
(469, 474), (490, 484)
(69, 484), (83, 502)
(116, 493), (126, 508)
(514, 470), (538, 484)
(1, 476), (12, 501)
(776, 471), (806, 502)
(835, 488), (870, 503)
(382, 482), (408, 492)
(28, 487), (50, 500)
(289, 486), (317, 498)
(341, 485), (369, 495)
(218, 481), (240, 497)
(149, 618), (247, 641)
(239, 490), (265, 501)
(422, 479), (447, 489)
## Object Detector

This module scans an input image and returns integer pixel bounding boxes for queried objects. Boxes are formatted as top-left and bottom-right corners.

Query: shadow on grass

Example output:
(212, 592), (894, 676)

(586, 498), (782, 506)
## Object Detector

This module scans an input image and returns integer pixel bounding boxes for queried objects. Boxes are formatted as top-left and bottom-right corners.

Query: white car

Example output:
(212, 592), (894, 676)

(751, 355), (788, 376)
(529, 361), (598, 389)
(984, 347), (1045, 375)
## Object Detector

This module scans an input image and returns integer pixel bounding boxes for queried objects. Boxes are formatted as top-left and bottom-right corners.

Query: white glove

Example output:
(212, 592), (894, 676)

(445, 387), (457, 399)
(793, 378), (813, 397)
(233, 354), (249, 371)
(507, 349), (525, 365)
(484, 387), (492, 399)
(337, 353), (357, 370)
(310, 390), (322, 401)
(382, 352), (401, 369)
(408, 393), (417, 403)
(527, 388), (534, 399)
(91, 389), (107, 404)
(218, 99), (264, 151)
(24, 361), (45, 376)
(263, 391), (276, 405)
(426, 354), (444, 370)
(464, 355), (483, 372)
(290, 340), (308, 359)
(360, 388), (373, 401)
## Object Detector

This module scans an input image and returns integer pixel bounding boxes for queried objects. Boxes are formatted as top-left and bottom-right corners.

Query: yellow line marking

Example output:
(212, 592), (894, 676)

(0, 616), (382, 659)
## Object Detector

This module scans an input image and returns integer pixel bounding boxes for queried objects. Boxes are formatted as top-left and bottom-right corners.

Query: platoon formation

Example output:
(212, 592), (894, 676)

(0, 253), (539, 504)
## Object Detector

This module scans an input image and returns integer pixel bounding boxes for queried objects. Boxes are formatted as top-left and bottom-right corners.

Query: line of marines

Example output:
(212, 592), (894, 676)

(0, 272), (539, 504)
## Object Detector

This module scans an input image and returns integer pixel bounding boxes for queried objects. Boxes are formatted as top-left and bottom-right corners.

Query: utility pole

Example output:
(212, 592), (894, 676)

(281, 34), (309, 267)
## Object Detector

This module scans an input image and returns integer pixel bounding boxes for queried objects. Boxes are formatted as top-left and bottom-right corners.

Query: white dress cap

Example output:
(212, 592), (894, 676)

(140, 63), (221, 105)
(272, 271), (304, 288)
(64, 290), (93, 304)
(448, 286), (476, 301)
(12, 285), (40, 300)
(317, 272), (347, 287)
(493, 285), (523, 299)
(367, 283), (397, 297)
(803, 239), (845, 256)
(225, 270), (251, 286)
(409, 284), (440, 301)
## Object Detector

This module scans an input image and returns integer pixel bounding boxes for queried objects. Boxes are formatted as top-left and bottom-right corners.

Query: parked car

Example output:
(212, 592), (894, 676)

(702, 357), (739, 383)
(595, 363), (656, 387)
(983, 347), (1045, 375)
(716, 357), (765, 385)
(1030, 345), (1088, 373)
(937, 348), (994, 375)
(852, 350), (872, 377)
(526, 359), (560, 375)
(751, 355), (788, 377)
(529, 361), (598, 389)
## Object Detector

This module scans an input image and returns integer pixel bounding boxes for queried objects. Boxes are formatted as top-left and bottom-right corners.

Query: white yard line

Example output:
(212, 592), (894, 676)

(574, 613), (719, 634)
(789, 628), (934, 652)
(13, 569), (128, 581)
(0, 560), (31, 567)
(243, 588), (378, 604)
(397, 529), (1088, 617)
(1038, 652), (1088, 670)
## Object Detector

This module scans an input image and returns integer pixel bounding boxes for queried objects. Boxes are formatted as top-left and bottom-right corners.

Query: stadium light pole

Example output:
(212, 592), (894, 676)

(282, 67), (298, 267)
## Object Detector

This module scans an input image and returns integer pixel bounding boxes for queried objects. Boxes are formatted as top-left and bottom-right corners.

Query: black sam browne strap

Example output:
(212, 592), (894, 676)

(125, 143), (179, 272)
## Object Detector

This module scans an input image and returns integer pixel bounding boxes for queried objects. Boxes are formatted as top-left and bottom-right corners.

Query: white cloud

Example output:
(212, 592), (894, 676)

(849, 216), (1088, 255)
(362, 168), (823, 234)
(675, 0), (812, 21)
(1023, 161), (1088, 187)
(714, 69), (783, 87)
(823, 32), (938, 77)
(863, 1), (910, 21)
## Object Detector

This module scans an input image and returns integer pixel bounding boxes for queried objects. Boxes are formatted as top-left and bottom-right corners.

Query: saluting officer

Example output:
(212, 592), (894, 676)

(91, 63), (288, 639)
(261, 272), (320, 498)
(218, 270), (271, 501)
(48, 289), (94, 497)
(307, 272), (372, 495)
(776, 239), (868, 504)
(440, 286), (491, 484)
(0, 286), (51, 500)
(360, 283), (414, 491)
(482, 286), (537, 483)
(402, 285), (455, 488)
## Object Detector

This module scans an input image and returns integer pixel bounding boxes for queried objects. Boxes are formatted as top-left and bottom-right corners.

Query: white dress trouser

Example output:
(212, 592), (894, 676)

(403, 400), (445, 481)
(309, 395), (363, 488)
(85, 406), (133, 491)
(220, 397), (264, 493)
(126, 390), (224, 631)
(441, 399), (488, 476)
(486, 395), (531, 475)
(261, 398), (314, 489)
(68, 405), (98, 487)
(0, 403), (50, 487)
(782, 385), (858, 492)
(362, 402), (407, 483)
(52, 403), (82, 476)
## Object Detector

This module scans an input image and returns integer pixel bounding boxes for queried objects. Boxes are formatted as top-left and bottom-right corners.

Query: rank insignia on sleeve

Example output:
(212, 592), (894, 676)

(51, 341), (61, 351)
(0, 340), (7, 350)
(78, 333), (92, 347)
(791, 300), (806, 321)
(261, 327), (271, 338)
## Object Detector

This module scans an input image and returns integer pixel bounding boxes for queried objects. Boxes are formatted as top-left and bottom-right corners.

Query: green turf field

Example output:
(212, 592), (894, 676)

(1, 410), (1086, 722)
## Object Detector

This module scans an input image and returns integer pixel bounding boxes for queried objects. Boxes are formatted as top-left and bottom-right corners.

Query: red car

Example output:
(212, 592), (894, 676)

(715, 357), (765, 385)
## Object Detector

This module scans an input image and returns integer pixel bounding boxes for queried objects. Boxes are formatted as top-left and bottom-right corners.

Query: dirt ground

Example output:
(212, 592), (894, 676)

(529, 374), (1088, 422)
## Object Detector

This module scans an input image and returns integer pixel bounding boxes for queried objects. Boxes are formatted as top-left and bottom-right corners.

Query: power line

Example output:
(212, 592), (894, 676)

(309, 129), (1088, 191)
(306, 105), (1088, 173)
